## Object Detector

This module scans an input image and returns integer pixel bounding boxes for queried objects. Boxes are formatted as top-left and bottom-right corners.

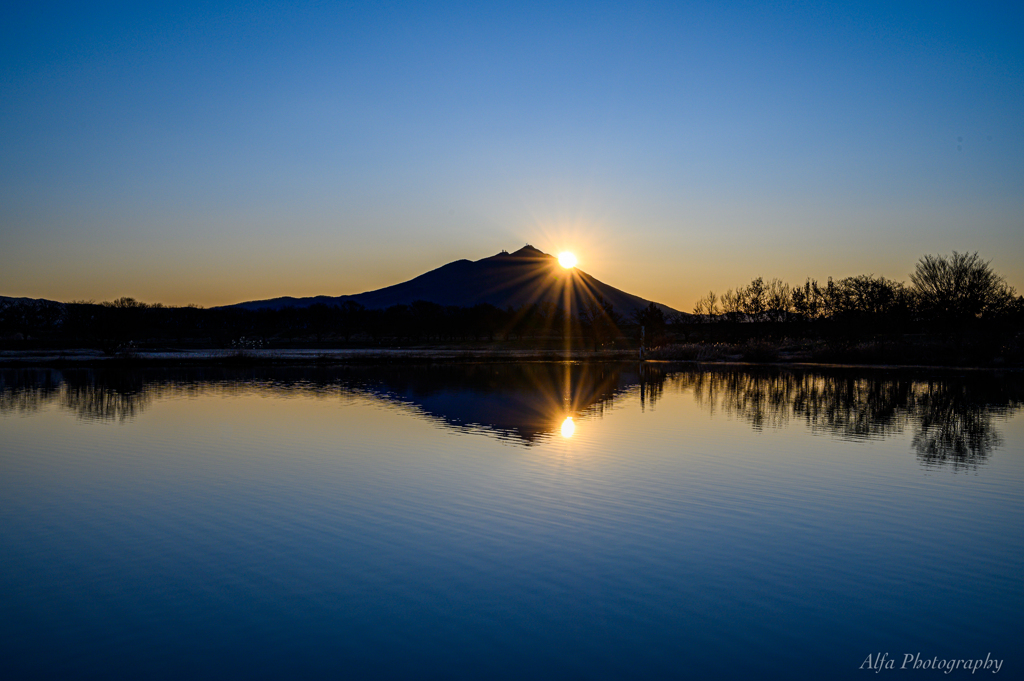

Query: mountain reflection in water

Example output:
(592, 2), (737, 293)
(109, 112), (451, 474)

(1, 364), (1020, 469)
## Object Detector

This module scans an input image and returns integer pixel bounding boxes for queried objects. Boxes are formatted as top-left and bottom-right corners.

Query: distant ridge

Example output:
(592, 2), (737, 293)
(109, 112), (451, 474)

(222, 245), (683, 317)
(0, 295), (62, 306)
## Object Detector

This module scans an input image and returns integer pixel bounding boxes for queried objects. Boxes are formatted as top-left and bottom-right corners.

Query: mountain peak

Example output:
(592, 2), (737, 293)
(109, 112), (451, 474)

(510, 244), (546, 257)
(224, 246), (682, 316)
(488, 244), (549, 260)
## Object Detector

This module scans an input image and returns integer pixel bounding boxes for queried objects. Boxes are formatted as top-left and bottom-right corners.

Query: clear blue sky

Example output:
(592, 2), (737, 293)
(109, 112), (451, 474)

(2, 0), (1022, 308)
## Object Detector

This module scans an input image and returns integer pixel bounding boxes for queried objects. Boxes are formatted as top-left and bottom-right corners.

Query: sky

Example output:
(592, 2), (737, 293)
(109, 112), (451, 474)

(2, 0), (1022, 310)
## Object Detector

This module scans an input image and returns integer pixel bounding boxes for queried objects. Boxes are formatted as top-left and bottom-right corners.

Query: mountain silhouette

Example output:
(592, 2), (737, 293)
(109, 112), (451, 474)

(359, 362), (649, 444)
(224, 245), (682, 316)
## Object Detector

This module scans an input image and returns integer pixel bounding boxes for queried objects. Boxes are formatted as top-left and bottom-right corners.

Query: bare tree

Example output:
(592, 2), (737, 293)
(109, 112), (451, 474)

(835, 275), (908, 317)
(765, 278), (791, 320)
(791, 278), (823, 319)
(911, 251), (1016, 320)
(720, 288), (742, 316)
(692, 291), (719, 317)
(741, 277), (766, 317)
(103, 297), (147, 309)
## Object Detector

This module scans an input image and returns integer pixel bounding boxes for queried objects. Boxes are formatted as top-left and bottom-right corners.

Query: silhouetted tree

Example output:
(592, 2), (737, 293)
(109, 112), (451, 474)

(830, 274), (911, 324)
(307, 303), (333, 342)
(579, 296), (621, 348)
(741, 277), (766, 317)
(911, 251), (1016, 322)
(633, 302), (666, 343)
(765, 278), (791, 321)
(693, 291), (719, 317)
(791, 278), (823, 319)
(720, 288), (742, 318)
(411, 300), (444, 340)
(105, 297), (146, 309)
(511, 303), (546, 339)
(536, 301), (567, 339)
(338, 301), (364, 342)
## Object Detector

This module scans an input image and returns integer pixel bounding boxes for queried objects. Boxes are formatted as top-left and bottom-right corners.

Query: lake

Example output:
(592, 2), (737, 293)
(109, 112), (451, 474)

(2, 363), (1021, 679)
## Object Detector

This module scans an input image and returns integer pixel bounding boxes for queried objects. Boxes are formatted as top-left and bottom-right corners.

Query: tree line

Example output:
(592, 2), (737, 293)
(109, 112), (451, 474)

(0, 296), (643, 351)
(691, 252), (1021, 325)
(0, 251), (1020, 353)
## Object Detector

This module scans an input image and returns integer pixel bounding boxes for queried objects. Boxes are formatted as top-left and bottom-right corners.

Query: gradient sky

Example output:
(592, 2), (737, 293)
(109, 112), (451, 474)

(2, 0), (1022, 309)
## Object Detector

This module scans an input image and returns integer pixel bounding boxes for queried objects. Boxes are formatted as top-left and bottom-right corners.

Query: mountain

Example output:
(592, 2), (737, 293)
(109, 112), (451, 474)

(0, 296), (63, 306)
(224, 245), (683, 317)
(364, 362), (654, 444)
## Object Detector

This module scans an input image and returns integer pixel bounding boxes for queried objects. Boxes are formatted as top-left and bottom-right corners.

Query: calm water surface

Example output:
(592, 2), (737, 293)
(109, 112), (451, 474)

(2, 364), (1022, 679)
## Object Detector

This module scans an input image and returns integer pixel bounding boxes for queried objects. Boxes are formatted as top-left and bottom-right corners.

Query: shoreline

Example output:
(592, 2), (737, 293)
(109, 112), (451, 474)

(0, 348), (1019, 373)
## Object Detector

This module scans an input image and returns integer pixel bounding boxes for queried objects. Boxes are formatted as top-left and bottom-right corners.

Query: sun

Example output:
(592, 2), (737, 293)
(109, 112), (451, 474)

(558, 251), (577, 269)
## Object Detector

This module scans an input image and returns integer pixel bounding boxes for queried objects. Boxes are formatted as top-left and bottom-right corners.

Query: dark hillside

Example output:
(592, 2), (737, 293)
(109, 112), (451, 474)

(224, 245), (683, 318)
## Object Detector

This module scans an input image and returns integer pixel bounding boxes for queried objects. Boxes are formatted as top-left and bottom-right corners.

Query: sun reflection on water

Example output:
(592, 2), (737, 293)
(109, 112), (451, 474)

(560, 416), (576, 438)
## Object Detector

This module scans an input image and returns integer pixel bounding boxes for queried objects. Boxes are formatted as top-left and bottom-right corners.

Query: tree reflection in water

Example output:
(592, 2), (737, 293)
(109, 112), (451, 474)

(0, 368), (62, 415)
(674, 369), (1021, 471)
(912, 383), (1005, 470)
(1, 365), (1020, 468)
